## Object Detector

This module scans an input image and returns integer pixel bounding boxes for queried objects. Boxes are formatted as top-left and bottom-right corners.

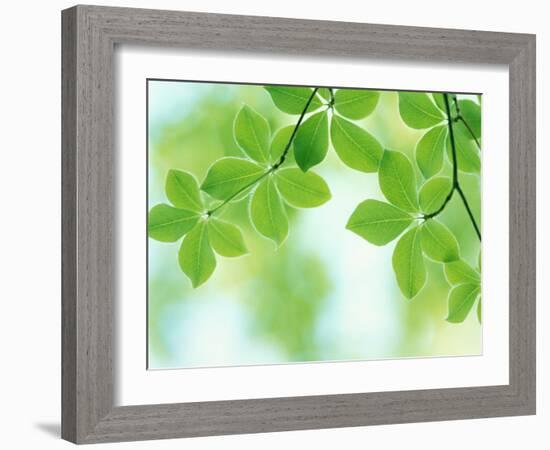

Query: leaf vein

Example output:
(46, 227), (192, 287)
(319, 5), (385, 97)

(334, 118), (377, 165)
(403, 96), (443, 122)
(149, 215), (197, 231)
(173, 175), (201, 211)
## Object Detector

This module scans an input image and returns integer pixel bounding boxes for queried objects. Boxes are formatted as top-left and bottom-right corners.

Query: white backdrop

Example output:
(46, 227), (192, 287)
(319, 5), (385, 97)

(117, 47), (509, 405)
(0, 1), (545, 449)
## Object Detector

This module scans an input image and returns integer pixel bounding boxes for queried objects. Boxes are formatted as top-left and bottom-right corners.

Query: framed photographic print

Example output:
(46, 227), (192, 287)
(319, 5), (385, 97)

(62, 5), (536, 444)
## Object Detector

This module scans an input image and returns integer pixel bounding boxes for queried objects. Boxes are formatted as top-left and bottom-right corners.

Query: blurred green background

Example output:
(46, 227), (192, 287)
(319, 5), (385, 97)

(147, 80), (482, 369)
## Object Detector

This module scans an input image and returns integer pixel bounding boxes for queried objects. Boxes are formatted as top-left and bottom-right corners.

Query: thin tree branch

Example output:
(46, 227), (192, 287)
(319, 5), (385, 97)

(208, 87), (319, 216)
(207, 171), (271, 215)
(456, 185), (482, 240)
(424, 93), (481, 242)
(457, 116), (481, 149)
(422, 188), (455, 219)
(272, 87), (318, 169)
(453, 96), (481, 149)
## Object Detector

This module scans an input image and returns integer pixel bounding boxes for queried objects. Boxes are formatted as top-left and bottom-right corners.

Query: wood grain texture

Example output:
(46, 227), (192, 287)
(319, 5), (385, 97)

(61, 4), (536, 444)
(61, 7), (77, 443)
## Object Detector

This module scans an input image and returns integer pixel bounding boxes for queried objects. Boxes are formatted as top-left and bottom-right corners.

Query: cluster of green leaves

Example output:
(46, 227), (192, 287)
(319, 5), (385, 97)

(148, 169), (248, 287)
(346, 91), (482, 323)
(148, 95), (332, 287)
(265, 86), (383, 173)
(401, 92), (481, 177)
(148, 85), (482, 325)
(444, 258), (481, 323)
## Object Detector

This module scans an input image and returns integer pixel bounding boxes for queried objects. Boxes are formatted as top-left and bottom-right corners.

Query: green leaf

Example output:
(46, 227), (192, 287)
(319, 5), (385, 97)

(270, 126), (295, 164)
(446, 283), (480, 323)
(378, 150), (419, 212)
(421, 219), (460, 262)
(447, 122), (481, 173)
(201, 157), (265, 200)
(250, 176), (288, 245)
(346, 199), (413, 246)
(165, 169), (203, 212)
(418, 176), (452, 215)
(178, 221), (216, 288)
(334, 89), (380, 119)
(264, 86), (322, 114)
(207, 218), (248, 257)
(433, 93), (446, 111)
(432, 93), (457, 114)
(444, 260), (481, 285)
(148, 204), (199, 242)
(317, 88), (331, 101)
(234, 105), (270, 163)
(294, 111), (329, 172)
(398, 92), (445, 129)
(330, 115), (383, 172)
(458, 99), (481, 140)
(392, 226), (426, 299)
(415, 125), (447, 179)
(275, 168), (331, 208)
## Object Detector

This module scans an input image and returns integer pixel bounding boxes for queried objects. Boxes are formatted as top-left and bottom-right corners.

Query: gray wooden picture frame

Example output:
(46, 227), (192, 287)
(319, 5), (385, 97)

(61, 4), (536, 444)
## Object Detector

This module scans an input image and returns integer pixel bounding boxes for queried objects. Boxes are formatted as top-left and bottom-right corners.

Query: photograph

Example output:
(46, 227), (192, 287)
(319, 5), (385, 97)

(147, 81), (483, 370)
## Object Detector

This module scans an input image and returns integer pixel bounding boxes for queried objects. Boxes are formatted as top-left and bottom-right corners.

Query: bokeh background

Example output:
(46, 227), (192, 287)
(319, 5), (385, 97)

(147, 80), (482, 369)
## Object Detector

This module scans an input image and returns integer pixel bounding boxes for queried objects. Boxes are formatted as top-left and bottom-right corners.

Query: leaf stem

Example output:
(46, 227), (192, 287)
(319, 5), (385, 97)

(207, 170), (271, 215)
(208, 87), (319, 216)
(447, 94), (460, 187)
(456, 184), (481, 239)
(457, 116), (481, 149)
(272, 87), (319, 170)
(424, 93), (481, 241)
(422, 186), (455, 219)
(453, 97), (481, 149)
